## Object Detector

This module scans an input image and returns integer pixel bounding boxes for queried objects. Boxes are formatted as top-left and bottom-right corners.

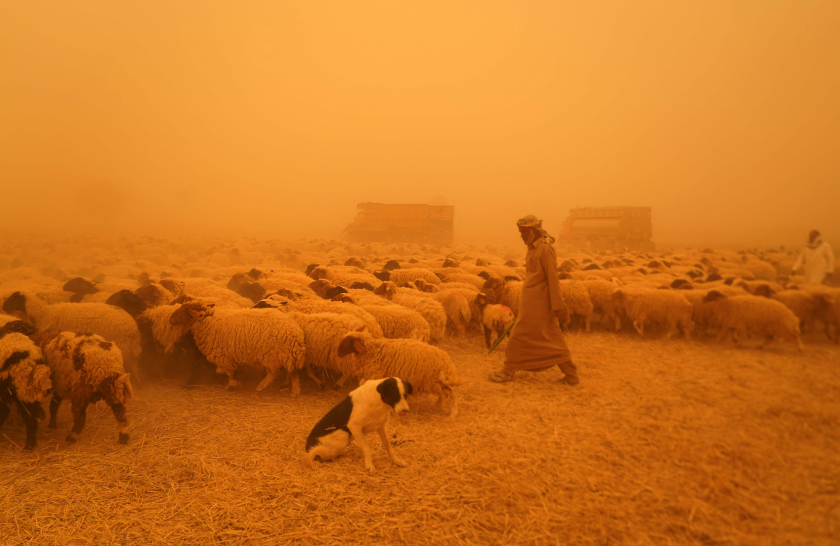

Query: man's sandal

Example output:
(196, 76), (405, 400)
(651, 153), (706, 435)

(488, 370), (515, 383)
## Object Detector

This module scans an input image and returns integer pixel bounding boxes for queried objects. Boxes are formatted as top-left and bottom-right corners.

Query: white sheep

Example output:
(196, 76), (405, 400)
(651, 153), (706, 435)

(581, 279), (624, 331)
(558, 280), (594, 331)
(309, 265), (380, 288)
(343, 290), (431, 343)
(336, 330), (462, 416)
(373, 282), (447, 342)
(474, 293), (515, 349)
(380, 268), (442, 286)
(482, 278), (523, 316)
(703, 290), (803, 350)
(169, 300), (307, 394)
(0, 332), (53, 450)
(263, 292), (384, 338)
(611, 288), (694, 339)
(40, 331), (134, 444)
(3, 291), (143, 379)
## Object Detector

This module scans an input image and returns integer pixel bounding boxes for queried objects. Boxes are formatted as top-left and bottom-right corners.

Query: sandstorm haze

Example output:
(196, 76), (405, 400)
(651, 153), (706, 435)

(1, 1), (838, 249)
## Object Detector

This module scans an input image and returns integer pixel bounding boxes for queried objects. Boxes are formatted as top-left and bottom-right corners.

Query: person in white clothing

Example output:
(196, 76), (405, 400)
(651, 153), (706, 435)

(793, 230), (834, 285)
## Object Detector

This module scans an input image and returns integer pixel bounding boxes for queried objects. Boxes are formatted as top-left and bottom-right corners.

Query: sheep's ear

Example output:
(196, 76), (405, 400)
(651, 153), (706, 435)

(337, 335), (362, 357)
(611, 290), (624, 299)
(354, 325), (366, 332)
(373, 283), (387, 296)
(169, 305), (196, 327)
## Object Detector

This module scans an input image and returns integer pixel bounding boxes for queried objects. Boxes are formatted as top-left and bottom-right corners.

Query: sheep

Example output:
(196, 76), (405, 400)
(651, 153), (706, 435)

(373, 282), (447, 342)
(104, 289), (150, 319)
(376, 268), (441, 286)
(336, 330), (462, 416)
(482, 278), (523, 316)
(557, 280), (594, 331)
(413, 279), (479, 334)
(796, 286), (840, 343)
(262, 292), (385, 338)
(703, 290), (803, 350)
(265, 303), (368, 389)
(611, 288), (694, 339)
(3, 291), (143, 379)
(135, 283), (176, 307)
(581, 279), (624, 331)
(0, 332), (53, 450)
(343, 290), (431, 343)
(308, 266), (380, 288)
(474, 293), (515, 349)
(432, 270), (485, 290)
(169, 300), (307, 394)
(40, 331), (134, 444)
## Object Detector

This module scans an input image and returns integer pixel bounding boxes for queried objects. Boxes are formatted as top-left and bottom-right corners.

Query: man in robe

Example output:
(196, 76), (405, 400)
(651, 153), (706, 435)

(793, 230), (834, 285)
(488, 215), (579, 386)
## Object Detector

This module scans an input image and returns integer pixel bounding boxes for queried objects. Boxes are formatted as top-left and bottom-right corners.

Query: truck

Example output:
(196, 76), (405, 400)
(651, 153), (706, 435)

(340, 202), (454, 245)
(558, 206), (654, 250)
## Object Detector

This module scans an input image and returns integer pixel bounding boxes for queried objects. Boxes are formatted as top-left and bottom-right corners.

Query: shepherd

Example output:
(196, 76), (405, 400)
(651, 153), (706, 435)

(488, 215), (579, 386)
(793, 230), (835, 285)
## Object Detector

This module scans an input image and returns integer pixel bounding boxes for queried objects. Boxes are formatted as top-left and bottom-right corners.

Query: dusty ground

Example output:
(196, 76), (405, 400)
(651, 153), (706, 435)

(1, 331), (838, 546)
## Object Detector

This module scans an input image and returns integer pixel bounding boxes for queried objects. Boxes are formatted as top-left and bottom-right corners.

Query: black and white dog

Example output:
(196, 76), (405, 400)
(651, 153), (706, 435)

(305, 377), (412, 472)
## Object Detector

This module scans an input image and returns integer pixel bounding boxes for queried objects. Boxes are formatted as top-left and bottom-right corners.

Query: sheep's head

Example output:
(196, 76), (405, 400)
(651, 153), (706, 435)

(308, 279), (333, 297)
(332, 293), (355, 304)
(349, 281), (374, 291)
(159, 279), (185, 295)
(32, 364), (53, 399)
(62, 277), (100, 296)
(477, 271), (491, 280)
(382, 260), (401, 271)
(476, 258), (489, 266)
(483, 278), (503, 291)
(337, 330), (368, 358)
(414, 279), (435, 293)
(236, 281), (266, 304)
(308, 266), (329, 281)
(105, 289), (149, 319)
(135, 284), (167, 306)
(226, 272), (251, 292)
(670, 279), (693, 290)
(2, 291), (27, 315)
(247, 268), (267, 280)
(703, 290), (728, 303)
(373, 270), (391, 282)
(558, 272), (573, 280)
(474, 293), (489, 309)
(373, 281), (396, 299)
(752, 284), (776, 299)
(274, 288), (301, 301)
(610, 289), (625, 301)
(344, 257), (365, 268)
(169, 300), (215, 328)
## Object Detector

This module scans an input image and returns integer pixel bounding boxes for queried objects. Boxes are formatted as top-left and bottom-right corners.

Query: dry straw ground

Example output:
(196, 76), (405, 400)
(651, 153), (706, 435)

(1, 331), (838, 545)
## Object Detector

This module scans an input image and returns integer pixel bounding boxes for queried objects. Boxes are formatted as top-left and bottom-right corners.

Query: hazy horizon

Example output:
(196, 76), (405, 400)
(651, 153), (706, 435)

(2, 1), (838, 251)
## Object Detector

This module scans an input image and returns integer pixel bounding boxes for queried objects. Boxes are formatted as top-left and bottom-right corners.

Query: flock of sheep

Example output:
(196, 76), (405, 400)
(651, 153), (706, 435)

(1, 236), (838, 454)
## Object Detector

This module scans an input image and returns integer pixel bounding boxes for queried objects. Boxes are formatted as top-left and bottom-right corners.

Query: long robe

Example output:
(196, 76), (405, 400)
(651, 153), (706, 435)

(793, 239), (835, 285)
(503, 237), (574, 374)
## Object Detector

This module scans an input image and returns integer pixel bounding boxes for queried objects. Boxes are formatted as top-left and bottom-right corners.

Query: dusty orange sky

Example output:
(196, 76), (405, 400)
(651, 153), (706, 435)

(1, 1), (838, 249)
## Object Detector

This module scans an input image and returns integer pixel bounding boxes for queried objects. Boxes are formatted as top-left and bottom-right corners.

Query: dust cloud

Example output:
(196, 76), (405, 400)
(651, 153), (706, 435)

(1, 1), (838, 250)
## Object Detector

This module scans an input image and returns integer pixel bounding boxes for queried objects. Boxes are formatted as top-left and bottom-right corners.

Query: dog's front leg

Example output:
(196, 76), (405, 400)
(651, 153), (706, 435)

(378, 426), (406, 467)
(349, 426), (376, 473)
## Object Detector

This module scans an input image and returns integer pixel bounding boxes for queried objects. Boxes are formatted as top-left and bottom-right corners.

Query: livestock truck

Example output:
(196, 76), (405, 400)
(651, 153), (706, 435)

(558, 206), (654, 250)
(341, 202), (454, 244)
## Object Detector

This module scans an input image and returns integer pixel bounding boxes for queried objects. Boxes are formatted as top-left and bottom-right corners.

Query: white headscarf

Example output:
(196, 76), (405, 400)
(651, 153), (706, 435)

(517, 215), (555, 244)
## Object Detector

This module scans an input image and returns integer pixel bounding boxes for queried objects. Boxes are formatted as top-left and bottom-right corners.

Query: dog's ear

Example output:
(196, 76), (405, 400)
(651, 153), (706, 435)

(402, 380), (413, 396)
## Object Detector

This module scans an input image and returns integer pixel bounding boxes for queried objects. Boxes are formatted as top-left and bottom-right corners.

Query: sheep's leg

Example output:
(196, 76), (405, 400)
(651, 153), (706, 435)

(448, 390), (459, 418)
(0, 402), (9, 429)
(335, 373), (349, 390)
(17, 401), (40, 451)
(66, 396), (89, 444)
(304, 366), (325, 391)
(348, 425), (376, 473)
(220, 367), (240, 390)
(289, 370), (301, 396)
(664, 322), (676, 339)
(633, 320), (644, 336)
(110, 403), (129, 445)
(584, 315), (591, 332)
(256, 370), (278, 392)
(48, 395), (62, 429)
(377, 425), (406, 467)
(758, 335), (774, 350)
(614, 315), (622, 332)
(795, 334), (805, 351)
(483, 326), (492, 349)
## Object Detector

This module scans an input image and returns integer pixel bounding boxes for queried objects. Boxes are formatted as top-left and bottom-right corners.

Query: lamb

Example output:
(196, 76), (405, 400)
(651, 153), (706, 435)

(771, 290), (818, 331)
(557, 280), (594, 331)
(0, 332), (53, 450)
(343, 290), (431, 343)
(3, 291), (143, 379)
(337, 330), (462, 416)
(482, 278), (523, 316)
(611, 288), (694, 339)
(40, 331), (134, 444)
(413, 279), (477, 335)
(373, 282), (447, 342)
(432, 270), (485, 290)
(474, 293), (515, 349)
(703, 290), (803, 350)
(169, 300), (307, 394)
